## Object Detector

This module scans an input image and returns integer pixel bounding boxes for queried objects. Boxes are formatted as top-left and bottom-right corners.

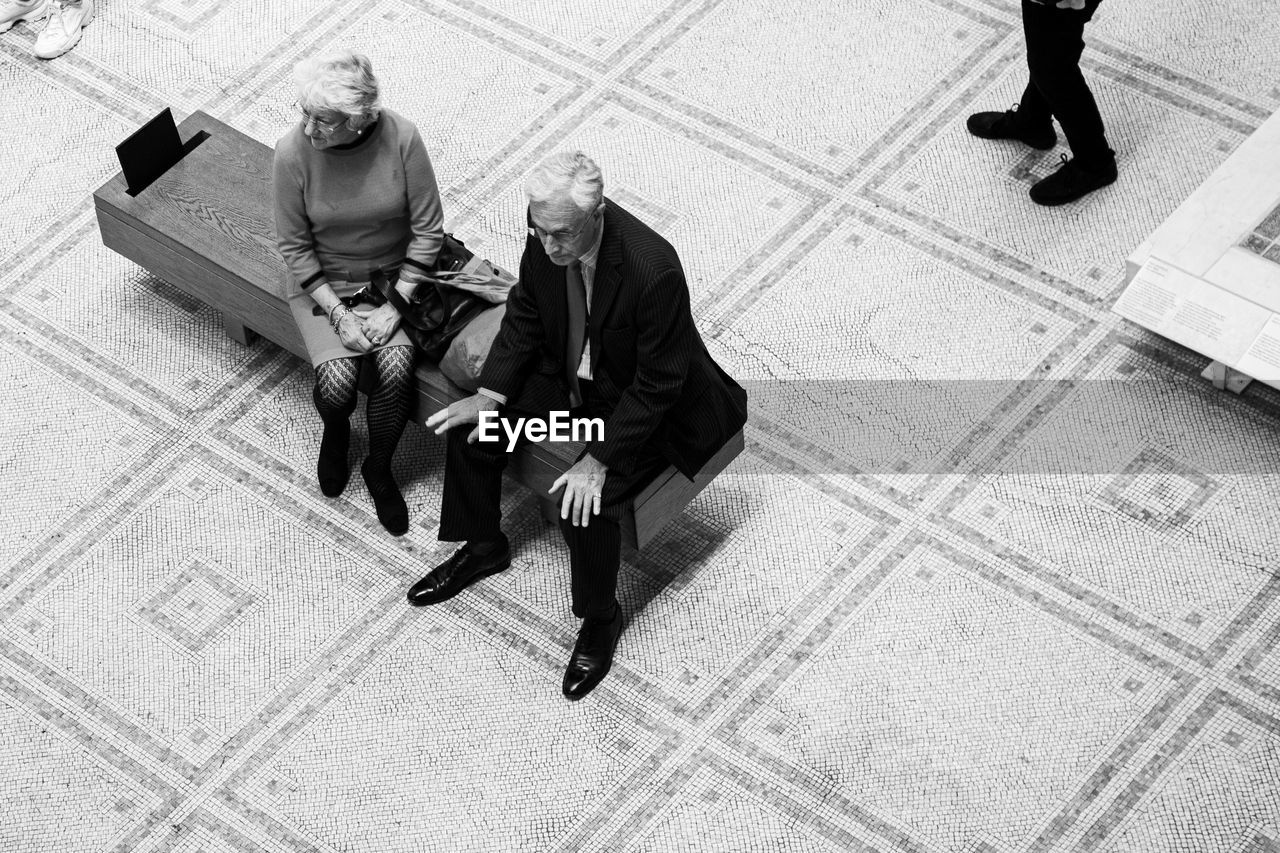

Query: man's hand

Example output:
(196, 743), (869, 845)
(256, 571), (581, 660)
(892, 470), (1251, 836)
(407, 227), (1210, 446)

(550, 454), (607, 528)
(336, 312), (375, 353)
(353, 303), (401, 347)
(425, 393), (499, 443)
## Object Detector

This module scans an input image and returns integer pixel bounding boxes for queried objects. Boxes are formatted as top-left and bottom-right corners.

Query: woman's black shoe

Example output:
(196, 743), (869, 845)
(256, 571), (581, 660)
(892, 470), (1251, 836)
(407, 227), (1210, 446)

(361, 458), (409, 535)
(317, 422), (350, 497)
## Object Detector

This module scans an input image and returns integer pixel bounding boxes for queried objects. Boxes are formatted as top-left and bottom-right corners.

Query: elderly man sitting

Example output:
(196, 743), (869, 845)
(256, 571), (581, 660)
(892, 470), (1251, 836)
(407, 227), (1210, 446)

(409, 150), (748, 700)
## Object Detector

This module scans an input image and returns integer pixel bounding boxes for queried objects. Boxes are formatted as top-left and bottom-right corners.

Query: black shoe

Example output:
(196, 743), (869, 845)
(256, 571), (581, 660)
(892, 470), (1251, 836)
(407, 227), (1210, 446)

(361, 459), (408, 536)
(967, 105), (1056, 150)
(1029, 153), (1117, 206)
(317, 422), (350, 497)
(562, 604), (624, 700)
(407, 537), (511, 606)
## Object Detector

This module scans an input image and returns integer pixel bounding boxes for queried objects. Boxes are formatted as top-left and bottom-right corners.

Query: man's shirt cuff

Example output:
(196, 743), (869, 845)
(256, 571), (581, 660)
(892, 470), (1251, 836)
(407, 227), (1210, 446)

(477, 387), (508, 406)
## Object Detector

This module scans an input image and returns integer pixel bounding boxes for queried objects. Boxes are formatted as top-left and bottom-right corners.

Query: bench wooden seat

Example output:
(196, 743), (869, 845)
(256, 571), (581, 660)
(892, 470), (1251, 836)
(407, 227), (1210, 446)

(93, 109), (742, 549)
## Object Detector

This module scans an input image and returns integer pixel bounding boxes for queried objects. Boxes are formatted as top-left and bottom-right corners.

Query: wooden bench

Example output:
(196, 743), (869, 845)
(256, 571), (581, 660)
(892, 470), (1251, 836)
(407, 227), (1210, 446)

(93, 110), (742, 549)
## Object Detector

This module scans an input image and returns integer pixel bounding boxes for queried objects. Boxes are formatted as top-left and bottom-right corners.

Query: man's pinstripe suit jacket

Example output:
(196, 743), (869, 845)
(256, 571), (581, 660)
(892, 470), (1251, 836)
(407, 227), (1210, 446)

(479, 198), (748, 479)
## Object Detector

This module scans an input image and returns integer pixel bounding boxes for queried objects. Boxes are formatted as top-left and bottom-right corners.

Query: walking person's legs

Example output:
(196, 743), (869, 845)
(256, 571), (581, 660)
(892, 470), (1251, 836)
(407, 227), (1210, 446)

(1022, 0), (1116, 204)
(968, 0), (1116, 204)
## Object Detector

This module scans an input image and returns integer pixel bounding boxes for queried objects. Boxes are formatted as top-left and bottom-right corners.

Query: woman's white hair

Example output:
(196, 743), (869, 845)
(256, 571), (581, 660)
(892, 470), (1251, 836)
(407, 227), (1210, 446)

(525, 151), (604, 214)
(293, 50), (382, 130)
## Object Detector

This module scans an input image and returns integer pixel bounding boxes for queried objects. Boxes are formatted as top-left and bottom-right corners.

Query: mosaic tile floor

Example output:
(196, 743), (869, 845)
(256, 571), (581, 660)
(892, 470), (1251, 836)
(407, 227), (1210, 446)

(1242, 202), (1280, 264)
(2, 1), (1279, 851)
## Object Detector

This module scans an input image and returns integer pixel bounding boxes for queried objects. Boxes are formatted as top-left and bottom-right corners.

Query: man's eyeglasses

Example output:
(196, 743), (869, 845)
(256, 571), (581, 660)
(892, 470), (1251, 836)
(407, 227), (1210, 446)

(294, 102), (344, 135)
(529, 212), (596, 244)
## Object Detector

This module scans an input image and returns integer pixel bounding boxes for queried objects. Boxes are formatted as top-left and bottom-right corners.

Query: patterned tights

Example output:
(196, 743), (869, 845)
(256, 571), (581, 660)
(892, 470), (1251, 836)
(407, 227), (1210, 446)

(312, 346), (415, 471)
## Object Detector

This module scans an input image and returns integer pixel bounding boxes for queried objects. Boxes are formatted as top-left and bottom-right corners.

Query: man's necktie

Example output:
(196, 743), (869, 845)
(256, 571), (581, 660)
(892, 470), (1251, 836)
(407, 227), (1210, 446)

(564, 260), (587, 408)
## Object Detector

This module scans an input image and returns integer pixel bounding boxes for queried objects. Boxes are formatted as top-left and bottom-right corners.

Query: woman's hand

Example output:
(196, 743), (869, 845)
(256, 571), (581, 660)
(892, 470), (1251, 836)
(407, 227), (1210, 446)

(354, 303), (401, 347)
(336, 311), (375, 352)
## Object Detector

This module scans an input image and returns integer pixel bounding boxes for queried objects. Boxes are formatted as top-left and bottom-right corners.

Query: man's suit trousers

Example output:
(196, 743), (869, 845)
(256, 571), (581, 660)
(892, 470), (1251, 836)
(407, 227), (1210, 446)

(438, 376), (668, 621)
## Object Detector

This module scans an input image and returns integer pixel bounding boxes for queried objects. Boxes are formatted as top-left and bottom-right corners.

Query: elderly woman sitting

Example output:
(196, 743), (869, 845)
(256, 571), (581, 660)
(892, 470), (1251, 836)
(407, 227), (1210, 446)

(273, 50), (443, 535)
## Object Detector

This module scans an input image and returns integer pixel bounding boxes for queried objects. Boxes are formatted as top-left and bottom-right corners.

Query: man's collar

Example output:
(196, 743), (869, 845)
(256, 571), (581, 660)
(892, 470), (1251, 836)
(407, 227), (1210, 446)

(578, 211), (605, 269)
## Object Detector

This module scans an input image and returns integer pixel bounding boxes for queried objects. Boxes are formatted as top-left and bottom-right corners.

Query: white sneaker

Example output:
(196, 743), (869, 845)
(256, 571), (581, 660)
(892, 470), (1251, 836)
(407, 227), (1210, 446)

(0, 0), (50, 33)
(32, 0), (91, 59)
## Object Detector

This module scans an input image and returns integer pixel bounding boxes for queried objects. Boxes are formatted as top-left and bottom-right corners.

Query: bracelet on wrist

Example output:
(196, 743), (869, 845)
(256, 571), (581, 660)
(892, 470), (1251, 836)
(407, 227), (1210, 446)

(328, 304), (350, 331)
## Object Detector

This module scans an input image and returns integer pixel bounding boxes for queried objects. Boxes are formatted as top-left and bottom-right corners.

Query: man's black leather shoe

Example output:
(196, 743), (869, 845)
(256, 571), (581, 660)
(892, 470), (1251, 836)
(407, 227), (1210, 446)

(406, 539), (510, 606)
(562, 604), (624, 700)
(967, 106), (1057, 150)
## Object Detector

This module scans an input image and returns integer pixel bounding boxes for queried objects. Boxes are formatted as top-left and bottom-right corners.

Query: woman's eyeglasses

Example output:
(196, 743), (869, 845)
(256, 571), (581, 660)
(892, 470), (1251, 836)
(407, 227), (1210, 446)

(293, 102), (344, 135)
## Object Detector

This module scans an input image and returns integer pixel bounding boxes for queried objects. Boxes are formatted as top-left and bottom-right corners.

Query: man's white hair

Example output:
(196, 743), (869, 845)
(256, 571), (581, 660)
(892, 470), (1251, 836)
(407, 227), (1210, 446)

(525, 151), (604, 214)
(293, 50), (382, 129)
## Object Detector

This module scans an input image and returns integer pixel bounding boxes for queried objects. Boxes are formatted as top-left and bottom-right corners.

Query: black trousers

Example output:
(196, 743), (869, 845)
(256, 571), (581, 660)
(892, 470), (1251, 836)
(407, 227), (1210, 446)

(1018, 0), (1112, 168)
(438, 375), (668, 621)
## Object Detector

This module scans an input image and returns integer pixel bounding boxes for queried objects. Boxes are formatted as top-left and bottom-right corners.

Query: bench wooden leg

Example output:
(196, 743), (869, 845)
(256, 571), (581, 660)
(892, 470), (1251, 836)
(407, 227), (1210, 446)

(222, 315), (258, 347)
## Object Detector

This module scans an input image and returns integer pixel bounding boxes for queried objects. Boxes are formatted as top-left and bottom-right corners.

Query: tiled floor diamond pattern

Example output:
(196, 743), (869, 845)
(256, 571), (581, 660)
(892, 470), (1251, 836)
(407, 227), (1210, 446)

(133, 558), (259, 658)
(1097, 446), (1221, 534)
(734, 551), (1173, 851)
(2, 0), (1278, 850)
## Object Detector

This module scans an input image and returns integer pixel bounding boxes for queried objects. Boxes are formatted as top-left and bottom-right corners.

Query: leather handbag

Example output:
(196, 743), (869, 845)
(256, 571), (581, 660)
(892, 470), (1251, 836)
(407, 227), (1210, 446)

(438, 303), (506, 391)
(371, 234), (516, 361)
(429, 233), (518, 303)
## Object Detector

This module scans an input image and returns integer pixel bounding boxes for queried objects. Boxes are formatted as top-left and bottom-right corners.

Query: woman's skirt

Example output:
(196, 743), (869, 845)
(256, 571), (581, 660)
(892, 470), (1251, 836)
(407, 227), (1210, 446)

(289, 278), (414, 368)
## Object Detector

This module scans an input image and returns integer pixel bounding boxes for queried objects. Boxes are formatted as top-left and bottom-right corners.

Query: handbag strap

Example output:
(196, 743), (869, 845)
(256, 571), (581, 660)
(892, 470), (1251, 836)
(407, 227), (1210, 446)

(370, 269), (430, 329)
(423, 269), (499, 288)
